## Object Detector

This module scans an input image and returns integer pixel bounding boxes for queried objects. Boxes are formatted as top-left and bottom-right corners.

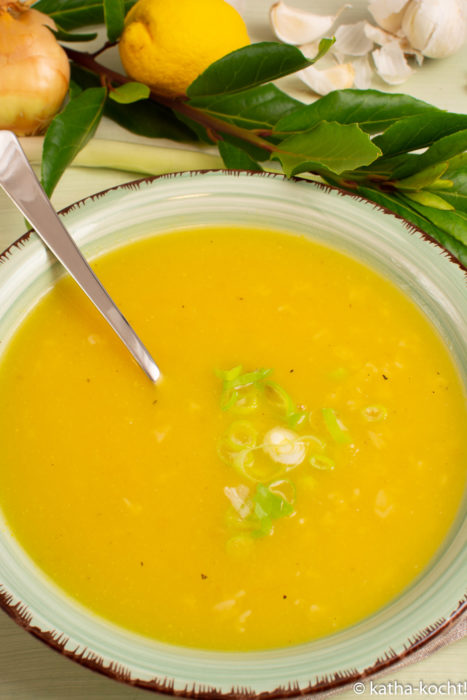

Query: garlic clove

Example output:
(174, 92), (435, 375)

(352, 55), (373, 88)
(270, 0), (351, 45)
(372, 40), (414, 84)
(298, 40), (321, 59)
(368, 0), (411, 34)
(298, 62), (355, 95)
(334, 21), (374, 56)
(364, 21), (398, 45)
(364, 22), (424, 64)
(402, 0), (467, 58)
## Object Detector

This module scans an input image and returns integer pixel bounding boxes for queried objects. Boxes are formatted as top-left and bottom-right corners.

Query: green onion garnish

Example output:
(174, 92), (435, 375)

(224, 421), (258, 452)
(268, 478), (296, 506)
(263, 379), (295, 413)
(309, 454), (335, 471)
(215, 365), (243, 383)
(322, 407), (351, 444)
(254, 483), (294, 518)
(250, 483), (294, 536)
(263, 379), (307, 427)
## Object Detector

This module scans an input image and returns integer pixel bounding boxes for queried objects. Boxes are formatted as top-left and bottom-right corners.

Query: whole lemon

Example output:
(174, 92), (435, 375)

(119, 0), (250, 98)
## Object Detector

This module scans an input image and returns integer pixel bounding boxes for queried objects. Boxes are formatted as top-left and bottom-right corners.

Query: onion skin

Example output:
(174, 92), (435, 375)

(0, 4), (70, 136)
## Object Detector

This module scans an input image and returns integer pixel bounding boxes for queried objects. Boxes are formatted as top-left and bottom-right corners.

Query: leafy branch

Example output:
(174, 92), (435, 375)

(33, 0), (467, 266)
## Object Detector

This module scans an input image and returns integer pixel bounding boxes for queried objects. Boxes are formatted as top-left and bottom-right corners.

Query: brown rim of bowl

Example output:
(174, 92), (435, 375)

(0, 170), (466, 698)
(1, 170), (466, 275)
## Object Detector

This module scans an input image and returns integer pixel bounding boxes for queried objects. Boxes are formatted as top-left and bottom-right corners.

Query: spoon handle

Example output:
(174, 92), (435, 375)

(0, 131), (160, 383)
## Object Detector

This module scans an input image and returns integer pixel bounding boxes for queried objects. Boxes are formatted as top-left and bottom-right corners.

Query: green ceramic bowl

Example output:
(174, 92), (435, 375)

(0, 171), (465, 696)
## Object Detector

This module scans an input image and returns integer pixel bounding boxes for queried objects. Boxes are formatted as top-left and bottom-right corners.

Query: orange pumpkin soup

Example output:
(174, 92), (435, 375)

(0, 226), (465, 650)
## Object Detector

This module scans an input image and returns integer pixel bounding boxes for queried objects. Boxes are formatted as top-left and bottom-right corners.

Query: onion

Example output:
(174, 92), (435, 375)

(0, 1), (70, 135)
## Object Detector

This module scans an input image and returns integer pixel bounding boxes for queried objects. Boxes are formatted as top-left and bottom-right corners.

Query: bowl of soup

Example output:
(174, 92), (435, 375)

(0, 171), (465, 696)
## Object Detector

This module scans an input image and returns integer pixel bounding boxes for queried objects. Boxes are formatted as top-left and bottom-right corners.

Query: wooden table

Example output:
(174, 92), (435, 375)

(0, 1), (465, 697)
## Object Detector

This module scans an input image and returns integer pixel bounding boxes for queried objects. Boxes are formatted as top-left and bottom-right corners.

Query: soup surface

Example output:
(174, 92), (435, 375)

(0, 226), (465, 651)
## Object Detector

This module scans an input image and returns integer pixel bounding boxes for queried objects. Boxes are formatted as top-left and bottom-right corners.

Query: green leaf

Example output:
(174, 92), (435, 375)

(274, 89), (440, 135)
(354, 185), (467, 266)
(175, 113), (214, 144)
(106, 100), (198, 142)
(187, 40), (332, 99)
(431, 157), (467, 213)
(50, 26), (97, 41)
(68, 79), (83, 100)
(32, 0), (136, 30)
(221, 133), (271, 163)
(109, 82), (150, 104)
(399, 195), (467, 245)
(218, 141), (263, 171)
(189, 84), (302, 132)
(274, 122), (381, 177)
(103, 0), (125, 42)
(392, 129), (467, 180)
(41, 87), (107, 197)
(71, 65), (197, 142)
(393, 162), (449, 191)
(404, 191), (454, 210)
(373, 113), (467, 157)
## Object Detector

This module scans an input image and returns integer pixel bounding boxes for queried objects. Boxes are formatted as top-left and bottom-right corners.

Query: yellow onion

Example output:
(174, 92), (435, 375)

(0, 1), (70, 135)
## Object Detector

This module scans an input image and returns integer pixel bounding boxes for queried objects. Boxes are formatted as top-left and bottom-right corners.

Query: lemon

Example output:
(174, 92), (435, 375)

(118, 0), (250, 98)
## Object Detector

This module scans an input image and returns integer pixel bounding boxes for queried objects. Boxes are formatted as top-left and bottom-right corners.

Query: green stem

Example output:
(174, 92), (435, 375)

(64, 48), (279, 155)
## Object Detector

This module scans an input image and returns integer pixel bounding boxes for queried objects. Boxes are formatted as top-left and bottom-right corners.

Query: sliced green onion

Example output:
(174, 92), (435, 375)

(302, 434), (327, 452)
(322, 407), (351, 445)
(362, 404), (388, 422)
(263, 379), (296, 413)
(231, 448), (255, 475)
(215, 365), (243, 383)
(217, 438), (235, 466)
(234, 450), (286, 483)
(220, 385), (259, 413)
(224, 485), (251, 518)
(287, 409), (308, 428)
(309, 454), (335, 471)
(220, 386), (240, 411)
(262, 427), (306, 467)
(231, 386), (259, 414)
(269, 478), (296, 506)
(224, 421), (258, 452)
(225, 507), (258, 533)
(217, 366), (268, 411)
(254, 483), (294, 520)
(232, 368), (272, 389)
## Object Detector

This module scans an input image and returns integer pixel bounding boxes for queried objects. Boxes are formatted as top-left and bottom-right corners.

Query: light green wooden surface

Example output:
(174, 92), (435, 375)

(0, 1), (465, 697)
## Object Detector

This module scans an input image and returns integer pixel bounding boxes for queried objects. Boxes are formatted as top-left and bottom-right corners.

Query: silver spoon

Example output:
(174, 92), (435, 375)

(0, 131), (160, 383)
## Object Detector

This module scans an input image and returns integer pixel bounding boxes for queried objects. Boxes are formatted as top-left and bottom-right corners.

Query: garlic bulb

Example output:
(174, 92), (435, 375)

(401, 0), (467, 58)
(368, 0), (411, 34)
(0, 2), (70, 136)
